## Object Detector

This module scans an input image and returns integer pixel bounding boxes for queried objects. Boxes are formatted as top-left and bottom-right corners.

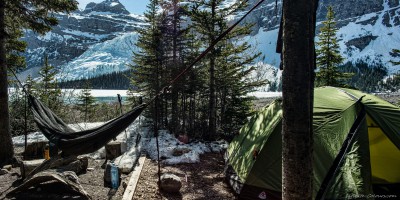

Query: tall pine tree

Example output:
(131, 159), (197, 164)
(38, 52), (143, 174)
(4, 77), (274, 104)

(315, 6), (350, 87)
(159, 0), (194, 135)
(190, 0), (264, 139)
(129, 0), (164, 128)
(76, 83), (96, 122)
(0, 0), (77, 166)
(36, 55), (62, 113)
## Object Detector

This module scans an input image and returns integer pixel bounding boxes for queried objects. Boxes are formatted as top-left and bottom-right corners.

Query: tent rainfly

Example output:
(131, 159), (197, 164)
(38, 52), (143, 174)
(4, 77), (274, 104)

(225, 87), (400, 200)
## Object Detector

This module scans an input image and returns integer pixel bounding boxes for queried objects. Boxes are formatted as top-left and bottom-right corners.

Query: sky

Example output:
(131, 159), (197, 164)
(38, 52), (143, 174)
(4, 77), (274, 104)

(76, 0), (149, 14)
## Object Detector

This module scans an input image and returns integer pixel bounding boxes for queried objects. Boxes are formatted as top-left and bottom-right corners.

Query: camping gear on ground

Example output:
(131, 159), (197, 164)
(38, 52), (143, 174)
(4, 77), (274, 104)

(44, 144), (50, 160)
(225, 87), (400, 199)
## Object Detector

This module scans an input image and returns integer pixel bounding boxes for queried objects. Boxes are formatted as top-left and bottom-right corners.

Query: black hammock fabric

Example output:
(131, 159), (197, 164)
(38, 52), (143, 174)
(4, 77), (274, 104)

(28, 95), (147, 156)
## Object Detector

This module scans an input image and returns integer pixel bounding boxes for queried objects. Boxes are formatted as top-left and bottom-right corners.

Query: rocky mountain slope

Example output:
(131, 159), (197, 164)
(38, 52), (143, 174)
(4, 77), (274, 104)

(244, 0), (400, 72)
(20, 0), (145, 80)
(20, 0), (400, 82)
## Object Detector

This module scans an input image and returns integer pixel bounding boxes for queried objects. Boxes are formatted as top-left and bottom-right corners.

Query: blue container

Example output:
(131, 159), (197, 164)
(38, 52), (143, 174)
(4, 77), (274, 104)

(111, 163), (119, 189)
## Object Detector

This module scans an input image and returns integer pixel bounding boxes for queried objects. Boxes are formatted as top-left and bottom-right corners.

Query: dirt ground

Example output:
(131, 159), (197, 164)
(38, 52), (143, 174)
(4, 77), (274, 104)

(132, 153), (238, 200)
(0, 150), (236, 200)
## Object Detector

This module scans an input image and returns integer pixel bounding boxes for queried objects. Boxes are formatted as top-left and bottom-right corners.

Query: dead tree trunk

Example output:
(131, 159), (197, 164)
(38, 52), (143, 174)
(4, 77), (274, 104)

(281, 0), (318, 199)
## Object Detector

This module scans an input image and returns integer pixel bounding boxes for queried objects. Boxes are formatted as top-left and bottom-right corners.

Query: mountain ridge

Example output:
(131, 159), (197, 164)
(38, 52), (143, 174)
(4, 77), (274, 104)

(20, 0), (400, 83)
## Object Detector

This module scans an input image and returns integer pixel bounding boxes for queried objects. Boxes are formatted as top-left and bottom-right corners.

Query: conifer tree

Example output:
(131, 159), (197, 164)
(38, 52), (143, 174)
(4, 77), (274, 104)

(316, 6), (350, 87)
(36, 55), (62, 112)
(384, 72), (400, 92)
(159, 0), (193, 135)
(9, 75), (36, 136)
(76, 83), (96, 122)
(190, 0), (264, 139)
(129, 0), (164, 127)
(0, 0), (77, 166)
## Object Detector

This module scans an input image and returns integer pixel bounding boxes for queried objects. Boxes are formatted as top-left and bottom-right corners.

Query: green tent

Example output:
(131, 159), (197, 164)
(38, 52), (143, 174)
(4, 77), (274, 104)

(226, 87), (400, 199)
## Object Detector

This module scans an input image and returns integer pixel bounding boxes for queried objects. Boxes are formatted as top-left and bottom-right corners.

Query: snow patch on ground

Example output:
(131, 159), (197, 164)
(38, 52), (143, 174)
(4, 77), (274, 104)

(12, 116), (228, 170)
(61, 89), (135, 97)
(12, 122), (106, 146)
(143, 130), (228, 165)
(249, 91), (282, 98)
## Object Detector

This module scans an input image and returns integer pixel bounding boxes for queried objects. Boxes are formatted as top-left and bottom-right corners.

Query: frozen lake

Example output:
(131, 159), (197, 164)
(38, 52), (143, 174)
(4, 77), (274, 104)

(9, 88), (281, 104)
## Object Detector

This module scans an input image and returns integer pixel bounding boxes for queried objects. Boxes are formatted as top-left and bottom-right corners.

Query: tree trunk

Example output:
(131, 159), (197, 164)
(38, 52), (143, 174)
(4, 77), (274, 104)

(208, 0), (217, 140)
(281, 0), (317, 199)
(208, 54), (216, 140)
(0, 0), (14, 166)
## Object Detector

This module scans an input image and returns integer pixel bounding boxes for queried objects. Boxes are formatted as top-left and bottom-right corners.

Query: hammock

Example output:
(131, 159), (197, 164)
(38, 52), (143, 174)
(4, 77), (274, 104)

(28, 94), (147, 156)
(14, 0), (266, 157)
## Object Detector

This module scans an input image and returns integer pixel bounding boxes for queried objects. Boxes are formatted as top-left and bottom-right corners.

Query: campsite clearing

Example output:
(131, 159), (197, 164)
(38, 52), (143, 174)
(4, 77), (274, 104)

(132, 153), (238, 200)
(0, 152), (236, 199)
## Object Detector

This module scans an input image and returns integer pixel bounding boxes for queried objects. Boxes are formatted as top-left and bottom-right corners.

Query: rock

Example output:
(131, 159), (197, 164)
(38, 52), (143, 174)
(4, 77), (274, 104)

(0, 169), (8, 175)
(160, 173), (182, 193)
(119, 163), (133, 174)
(82, 0), (130, 15)
(87, 167), (94, 172)
(60, 156), (88, 175)
(122, 180), (128, 189)
(3, 165), (12, 171)
(121, 141), (127, 153)
(172, 147), (191, 157)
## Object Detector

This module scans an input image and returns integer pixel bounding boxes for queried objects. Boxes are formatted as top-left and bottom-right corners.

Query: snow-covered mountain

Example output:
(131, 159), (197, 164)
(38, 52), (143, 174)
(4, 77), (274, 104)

(20, 0), (146, 80)
(244, 0), (400, 74)
(20, 0), (400, 82)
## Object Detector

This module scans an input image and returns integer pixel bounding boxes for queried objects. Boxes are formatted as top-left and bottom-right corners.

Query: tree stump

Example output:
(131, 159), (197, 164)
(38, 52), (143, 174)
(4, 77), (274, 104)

(160, 173), (182, 193)
(20, 159), (45, 179)
(23, 141), (48, 160)
(105, 141), (122, 160)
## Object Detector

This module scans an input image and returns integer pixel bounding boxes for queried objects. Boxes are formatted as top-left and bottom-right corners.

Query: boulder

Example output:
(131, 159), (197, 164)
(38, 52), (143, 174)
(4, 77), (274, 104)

(60, 156), (88, 175)
(0, 169), (8, 175)
(3, 165), (12, 171)
(160, 173), (182, 193)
